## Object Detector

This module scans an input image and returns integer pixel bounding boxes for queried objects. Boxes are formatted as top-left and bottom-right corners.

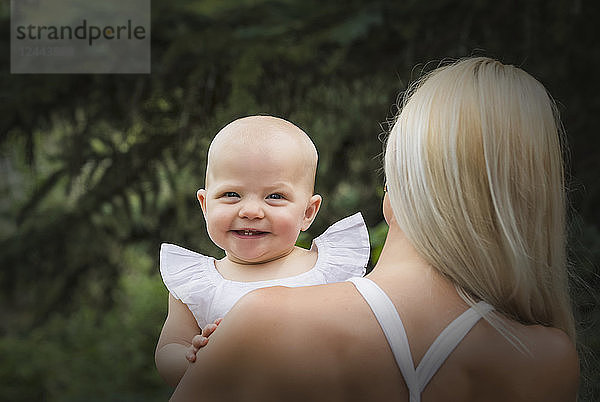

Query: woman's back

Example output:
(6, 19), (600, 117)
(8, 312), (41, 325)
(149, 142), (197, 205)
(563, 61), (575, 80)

(171, 265), (578, 401)
(339, 272), (578, 402)
(295, 274), (576, 401)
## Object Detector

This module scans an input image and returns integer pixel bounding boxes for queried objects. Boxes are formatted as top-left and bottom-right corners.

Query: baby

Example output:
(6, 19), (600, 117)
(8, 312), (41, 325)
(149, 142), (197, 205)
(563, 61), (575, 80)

(155, 115), (369, 386)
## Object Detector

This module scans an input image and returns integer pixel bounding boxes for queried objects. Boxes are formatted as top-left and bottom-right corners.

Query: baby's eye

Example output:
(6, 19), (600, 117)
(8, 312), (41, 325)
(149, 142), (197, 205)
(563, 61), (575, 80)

(222, 192), (240, 198)
(266, 193), (284, 200)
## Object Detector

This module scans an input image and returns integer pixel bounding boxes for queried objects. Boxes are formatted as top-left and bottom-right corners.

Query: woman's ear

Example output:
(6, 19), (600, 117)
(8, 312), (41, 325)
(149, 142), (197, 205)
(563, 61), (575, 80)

(197, 189), (207, 215)
(382, 192), (396, 226)
(301, 194), (322, 231)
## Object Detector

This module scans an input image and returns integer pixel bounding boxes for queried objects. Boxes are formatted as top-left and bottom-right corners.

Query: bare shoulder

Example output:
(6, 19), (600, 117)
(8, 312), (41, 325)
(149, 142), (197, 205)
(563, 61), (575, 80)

(231, 282), (359, 343)
(526, 325), (579, 399)
(237, 281), (360, 316)
(468, 320), (579, 401)
(171, 283), (364, 401)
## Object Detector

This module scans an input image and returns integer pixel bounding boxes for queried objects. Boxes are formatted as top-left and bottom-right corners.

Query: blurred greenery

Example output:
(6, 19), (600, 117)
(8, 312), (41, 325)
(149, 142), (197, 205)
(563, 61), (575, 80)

(1, 0), (599, 400)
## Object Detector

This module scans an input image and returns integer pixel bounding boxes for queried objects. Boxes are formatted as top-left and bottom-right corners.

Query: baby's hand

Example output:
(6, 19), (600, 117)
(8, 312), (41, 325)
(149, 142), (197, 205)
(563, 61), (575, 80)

(185, 318), (223, 363)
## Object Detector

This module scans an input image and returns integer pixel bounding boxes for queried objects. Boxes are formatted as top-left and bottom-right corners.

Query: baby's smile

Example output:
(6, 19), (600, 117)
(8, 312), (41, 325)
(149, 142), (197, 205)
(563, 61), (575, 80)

(232, 229), (268, 237)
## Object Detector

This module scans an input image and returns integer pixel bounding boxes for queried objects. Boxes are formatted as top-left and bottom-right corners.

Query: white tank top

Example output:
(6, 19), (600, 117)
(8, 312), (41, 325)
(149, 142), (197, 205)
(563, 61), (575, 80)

(347, 276), (494, 402)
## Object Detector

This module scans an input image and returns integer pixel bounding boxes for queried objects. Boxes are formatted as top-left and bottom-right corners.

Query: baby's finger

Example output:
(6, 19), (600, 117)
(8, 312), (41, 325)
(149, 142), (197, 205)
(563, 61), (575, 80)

(186, 350), (197, 363)
(191, 335), (208, 348)
(190, 334), (203, 347)
(202, 323), (218, 337)
(214, 317), (223, 325)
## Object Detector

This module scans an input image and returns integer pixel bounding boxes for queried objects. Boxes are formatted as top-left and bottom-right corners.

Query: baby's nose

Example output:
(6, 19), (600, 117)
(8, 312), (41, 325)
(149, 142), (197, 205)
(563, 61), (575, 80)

(238, 199), (265, 219)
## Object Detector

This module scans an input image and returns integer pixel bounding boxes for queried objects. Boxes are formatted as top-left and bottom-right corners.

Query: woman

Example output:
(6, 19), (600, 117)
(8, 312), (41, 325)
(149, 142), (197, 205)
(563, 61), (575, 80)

(171, 57), (579, 401)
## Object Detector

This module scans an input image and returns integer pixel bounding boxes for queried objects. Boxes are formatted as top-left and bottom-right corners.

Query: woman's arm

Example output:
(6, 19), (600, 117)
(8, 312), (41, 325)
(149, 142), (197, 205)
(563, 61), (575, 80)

(155, 294), (202, 387)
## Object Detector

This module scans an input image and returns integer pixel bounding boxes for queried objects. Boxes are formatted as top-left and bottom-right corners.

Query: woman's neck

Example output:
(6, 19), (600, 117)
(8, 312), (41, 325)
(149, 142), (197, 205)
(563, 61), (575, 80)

(368, 222), (446, 286)
(372, 223), (428, 271)
(367, 221), (466, 310)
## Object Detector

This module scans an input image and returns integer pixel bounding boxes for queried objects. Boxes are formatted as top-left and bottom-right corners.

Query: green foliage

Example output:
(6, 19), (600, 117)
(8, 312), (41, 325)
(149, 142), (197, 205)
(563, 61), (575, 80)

(0, 247), (171, 401)
(369, 220), (389, 268)
(1, 0), (599, 399)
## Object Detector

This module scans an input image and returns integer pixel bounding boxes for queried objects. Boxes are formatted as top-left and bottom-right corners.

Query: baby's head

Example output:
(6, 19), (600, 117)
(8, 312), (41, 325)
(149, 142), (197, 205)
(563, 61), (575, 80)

(197, 115), (322, 265)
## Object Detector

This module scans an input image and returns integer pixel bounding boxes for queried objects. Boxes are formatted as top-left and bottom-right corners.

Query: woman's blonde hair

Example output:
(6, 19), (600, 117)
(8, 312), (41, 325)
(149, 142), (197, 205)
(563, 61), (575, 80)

(385, 57), (575, 341)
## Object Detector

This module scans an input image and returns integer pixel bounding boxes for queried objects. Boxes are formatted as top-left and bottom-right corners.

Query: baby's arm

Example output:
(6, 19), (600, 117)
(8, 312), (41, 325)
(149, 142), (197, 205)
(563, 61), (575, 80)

(155, 294), (203, 387)
(156, 295), (224, 386)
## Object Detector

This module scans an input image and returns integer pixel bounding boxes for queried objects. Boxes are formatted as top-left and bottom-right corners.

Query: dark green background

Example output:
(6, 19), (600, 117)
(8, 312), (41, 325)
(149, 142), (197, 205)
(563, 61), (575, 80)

(1, 0), (598, 400)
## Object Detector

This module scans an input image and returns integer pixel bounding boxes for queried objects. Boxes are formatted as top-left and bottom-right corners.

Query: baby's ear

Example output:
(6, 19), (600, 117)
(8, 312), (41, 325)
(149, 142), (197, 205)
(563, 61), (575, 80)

(197, 189), (208, 215)
(301, 194), (322, 231)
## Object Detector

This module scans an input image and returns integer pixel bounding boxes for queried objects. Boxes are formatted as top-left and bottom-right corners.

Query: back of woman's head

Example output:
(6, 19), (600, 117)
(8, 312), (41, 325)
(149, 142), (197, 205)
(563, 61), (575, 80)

(385, 57), (575, 340)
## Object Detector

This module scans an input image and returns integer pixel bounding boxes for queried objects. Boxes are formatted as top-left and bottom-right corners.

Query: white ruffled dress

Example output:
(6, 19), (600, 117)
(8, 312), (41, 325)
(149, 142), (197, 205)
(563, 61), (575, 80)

(160, 212), (370, 328)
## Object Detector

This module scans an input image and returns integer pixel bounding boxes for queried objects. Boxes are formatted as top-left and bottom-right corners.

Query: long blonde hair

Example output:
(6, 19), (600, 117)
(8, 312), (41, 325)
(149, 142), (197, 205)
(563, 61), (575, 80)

(385, 57), (575, 341)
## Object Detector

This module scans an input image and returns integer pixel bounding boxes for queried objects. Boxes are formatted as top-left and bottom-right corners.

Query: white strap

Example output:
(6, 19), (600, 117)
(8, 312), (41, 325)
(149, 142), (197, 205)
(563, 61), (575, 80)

(416, 301), (494, 393)
(348, 277), (493, 402)
(347, 277), (420, 401)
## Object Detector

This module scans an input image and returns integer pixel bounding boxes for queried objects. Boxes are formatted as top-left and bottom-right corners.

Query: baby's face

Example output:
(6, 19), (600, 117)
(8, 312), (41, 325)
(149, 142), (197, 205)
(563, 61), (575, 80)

(198, 139), (320, 265)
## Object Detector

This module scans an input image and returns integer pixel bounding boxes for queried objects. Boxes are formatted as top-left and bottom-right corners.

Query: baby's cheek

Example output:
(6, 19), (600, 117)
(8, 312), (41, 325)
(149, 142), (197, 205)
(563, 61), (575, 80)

(205, 224), (222, 248)
(276, 214), (305, 241)
(205, 213), (228, 246)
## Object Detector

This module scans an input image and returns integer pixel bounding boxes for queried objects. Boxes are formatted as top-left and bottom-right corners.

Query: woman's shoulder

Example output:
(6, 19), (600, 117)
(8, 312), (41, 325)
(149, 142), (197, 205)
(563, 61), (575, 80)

(466, 320), (579, 401)
(524, 325), (579, 398)
(500, 322), (577, 375)
(203, 283), (403, 400)
(235, 281), (359, 321)
(228, 282), (371, 356)
(172, 281), (400, 402)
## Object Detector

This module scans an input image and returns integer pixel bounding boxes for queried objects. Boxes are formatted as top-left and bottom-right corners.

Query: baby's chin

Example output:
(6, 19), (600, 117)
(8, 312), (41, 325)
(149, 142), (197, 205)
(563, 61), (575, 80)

(227, 249), (294, 265)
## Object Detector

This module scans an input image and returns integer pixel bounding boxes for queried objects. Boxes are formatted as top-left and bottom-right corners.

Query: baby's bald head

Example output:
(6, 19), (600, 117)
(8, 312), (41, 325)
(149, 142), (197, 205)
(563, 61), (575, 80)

(206, 116), (318, 191)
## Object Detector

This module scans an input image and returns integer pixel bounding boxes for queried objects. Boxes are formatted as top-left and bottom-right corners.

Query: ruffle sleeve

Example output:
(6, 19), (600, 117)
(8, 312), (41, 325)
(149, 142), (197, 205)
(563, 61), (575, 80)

(311, 212), (369, 282)
(159, 243), (217, 326)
